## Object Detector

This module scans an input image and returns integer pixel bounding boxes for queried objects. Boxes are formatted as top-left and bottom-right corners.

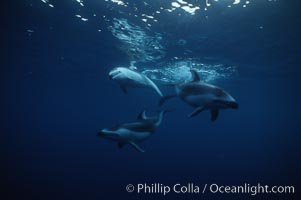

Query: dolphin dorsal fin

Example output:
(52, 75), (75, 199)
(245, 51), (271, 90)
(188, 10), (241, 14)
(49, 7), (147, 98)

(137, 110), (147, 120)
(190, 69), (201, 82)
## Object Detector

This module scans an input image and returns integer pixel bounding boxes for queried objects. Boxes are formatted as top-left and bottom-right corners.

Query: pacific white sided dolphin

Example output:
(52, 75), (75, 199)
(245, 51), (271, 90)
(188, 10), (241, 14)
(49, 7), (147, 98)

(109, 67), (163, 97)
(160, 70), (238, 121)
(97, 110), (169, 152)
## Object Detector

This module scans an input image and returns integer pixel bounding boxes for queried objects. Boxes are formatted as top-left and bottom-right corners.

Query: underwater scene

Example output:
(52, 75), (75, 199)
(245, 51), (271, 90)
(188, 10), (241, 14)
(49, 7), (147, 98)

(2, 0), (300, 199)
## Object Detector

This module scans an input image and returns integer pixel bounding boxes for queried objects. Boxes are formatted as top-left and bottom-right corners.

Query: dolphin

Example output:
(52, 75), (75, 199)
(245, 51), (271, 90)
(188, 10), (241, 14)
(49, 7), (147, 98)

(109, 67), (163, 97)
(160, 70), (238, 121)
(97, 110), (169, 152)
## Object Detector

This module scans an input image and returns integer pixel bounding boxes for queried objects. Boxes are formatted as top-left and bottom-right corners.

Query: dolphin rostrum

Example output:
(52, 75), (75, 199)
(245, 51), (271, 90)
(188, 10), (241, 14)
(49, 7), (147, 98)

(160, 70), (238, 121)
(109, 67), (163, 97)
(97, 110), (169, 152)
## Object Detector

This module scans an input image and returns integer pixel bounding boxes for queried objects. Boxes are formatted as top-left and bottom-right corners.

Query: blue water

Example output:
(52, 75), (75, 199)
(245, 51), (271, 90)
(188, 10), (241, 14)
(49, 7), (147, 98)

(2, 0), (300, 199)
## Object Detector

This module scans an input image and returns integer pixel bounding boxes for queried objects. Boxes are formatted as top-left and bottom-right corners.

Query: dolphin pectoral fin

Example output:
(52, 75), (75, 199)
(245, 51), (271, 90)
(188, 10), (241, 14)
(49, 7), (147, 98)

(144, 77), (163, 97)
(117, 142), (126, 149)
(120, 86), (128, 94)
(211, 109), (219, 122)
(129, 142), (145, 153)
(188, 107), (205, 118)
(152, 84), (164, 97)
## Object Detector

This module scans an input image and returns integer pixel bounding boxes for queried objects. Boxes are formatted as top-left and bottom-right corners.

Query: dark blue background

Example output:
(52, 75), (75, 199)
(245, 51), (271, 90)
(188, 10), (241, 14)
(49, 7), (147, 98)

(1, 0), (300, 199)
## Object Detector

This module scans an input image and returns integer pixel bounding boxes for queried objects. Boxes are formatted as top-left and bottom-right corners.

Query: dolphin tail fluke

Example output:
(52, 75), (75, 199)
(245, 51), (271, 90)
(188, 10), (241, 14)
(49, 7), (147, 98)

(129, 142), (145, 153)
(158, 95), (177, 106)
(188, 106), (205, 118)
(211, 109), (219, 122)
